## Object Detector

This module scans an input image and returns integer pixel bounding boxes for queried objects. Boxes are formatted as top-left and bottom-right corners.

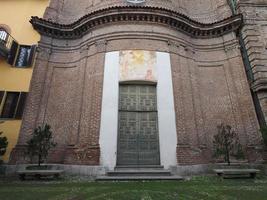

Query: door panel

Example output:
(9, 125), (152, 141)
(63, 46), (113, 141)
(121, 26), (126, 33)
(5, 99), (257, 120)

(117, 112), (139, 165)
(139, 86), (157, 111)
(138, 112), (160, 165)
(119, 85), (139, 111)
(117, 85), (160, 166)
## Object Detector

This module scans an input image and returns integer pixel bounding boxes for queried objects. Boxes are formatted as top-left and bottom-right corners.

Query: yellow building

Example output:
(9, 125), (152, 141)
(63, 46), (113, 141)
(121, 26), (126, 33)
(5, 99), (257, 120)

(0, 0), (49, 162)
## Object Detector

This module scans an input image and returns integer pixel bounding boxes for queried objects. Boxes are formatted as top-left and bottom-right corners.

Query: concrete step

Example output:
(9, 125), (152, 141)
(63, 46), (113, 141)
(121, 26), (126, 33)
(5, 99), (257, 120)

(116, 165), (164, 169)
(96, 175), (184, 181)
(107, 169), (172, 176)
(101, 166), (180, 180)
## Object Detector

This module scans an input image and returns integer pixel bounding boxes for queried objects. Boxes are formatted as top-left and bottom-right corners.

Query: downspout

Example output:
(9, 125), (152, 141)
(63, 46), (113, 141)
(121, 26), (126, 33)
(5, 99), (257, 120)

(228, 0), (266, 127)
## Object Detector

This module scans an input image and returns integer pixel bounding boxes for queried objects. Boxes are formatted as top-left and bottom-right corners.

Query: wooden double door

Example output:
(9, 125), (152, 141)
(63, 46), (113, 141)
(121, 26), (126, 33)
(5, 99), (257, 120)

(117, 84), (160, 165)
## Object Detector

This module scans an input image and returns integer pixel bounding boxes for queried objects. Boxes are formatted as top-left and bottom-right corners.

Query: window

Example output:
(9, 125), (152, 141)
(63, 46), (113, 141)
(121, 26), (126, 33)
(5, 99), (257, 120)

(1, 92), (20, 118)
(0, 26), (36, 67)
(0, 29), (8, 42)
(15, 45), (36, 67)
(0, 91), (28, 119)
(7, 44), (36, 67)
(0, 28), (10, 58)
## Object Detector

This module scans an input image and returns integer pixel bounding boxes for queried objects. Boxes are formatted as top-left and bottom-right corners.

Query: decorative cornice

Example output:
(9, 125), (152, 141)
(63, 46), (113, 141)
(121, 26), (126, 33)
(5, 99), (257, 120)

(238, 0), (267, 7)
(30, 6), (243, 39)
(251, 78), (267, 92)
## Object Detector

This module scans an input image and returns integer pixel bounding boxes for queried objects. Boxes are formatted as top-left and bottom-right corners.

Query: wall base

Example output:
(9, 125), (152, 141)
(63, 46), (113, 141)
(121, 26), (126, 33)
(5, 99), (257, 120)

(3, 164), (106, 177)
(171, 163), (267, 176)
(2, 163), (266, 178)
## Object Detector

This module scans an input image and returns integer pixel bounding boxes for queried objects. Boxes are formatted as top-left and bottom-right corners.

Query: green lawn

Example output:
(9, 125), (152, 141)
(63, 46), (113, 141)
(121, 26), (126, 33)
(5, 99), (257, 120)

(0, 176), (267, 200)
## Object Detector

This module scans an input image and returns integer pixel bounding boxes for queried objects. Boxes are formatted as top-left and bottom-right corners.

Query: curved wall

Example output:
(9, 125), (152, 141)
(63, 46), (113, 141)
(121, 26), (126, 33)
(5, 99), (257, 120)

(10, 19), (263, 166)
(9, 0), (264, 166)
(44, 0), (232, 24)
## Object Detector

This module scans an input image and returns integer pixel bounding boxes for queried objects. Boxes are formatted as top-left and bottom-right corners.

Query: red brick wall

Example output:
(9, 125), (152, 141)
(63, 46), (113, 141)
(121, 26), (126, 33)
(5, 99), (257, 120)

(9, 1), (265, 166)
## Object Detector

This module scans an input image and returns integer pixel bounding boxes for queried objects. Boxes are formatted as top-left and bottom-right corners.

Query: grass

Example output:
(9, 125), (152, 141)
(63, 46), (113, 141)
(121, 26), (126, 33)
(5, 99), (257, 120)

(0, 176), (267, 200)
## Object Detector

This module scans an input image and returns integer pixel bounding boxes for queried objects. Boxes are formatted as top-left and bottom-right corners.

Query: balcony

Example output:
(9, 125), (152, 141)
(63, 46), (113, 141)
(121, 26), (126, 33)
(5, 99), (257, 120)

(0, 29), (17, 60)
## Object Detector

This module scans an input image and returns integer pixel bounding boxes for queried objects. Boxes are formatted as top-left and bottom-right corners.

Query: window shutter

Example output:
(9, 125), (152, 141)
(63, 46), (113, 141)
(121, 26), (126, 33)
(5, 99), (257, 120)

(0, 91), (4, 105)
(7, 41), (19, 65)
(27, 45), (36, 67)
(15, 45), (36, 67)
(14, 92), (27, 119)
(1, 92), (20, 118)
(0, 30), (8, 42)
(15, 45), (28, 67)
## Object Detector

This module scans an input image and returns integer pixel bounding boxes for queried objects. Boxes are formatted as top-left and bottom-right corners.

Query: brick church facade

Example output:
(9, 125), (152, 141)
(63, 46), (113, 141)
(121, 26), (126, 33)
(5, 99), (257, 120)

(9, 0), (267, 171)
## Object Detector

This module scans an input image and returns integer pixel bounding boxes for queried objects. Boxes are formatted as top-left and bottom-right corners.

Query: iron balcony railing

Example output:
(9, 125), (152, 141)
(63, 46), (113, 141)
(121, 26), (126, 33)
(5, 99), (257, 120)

(0, 29), (17, 59)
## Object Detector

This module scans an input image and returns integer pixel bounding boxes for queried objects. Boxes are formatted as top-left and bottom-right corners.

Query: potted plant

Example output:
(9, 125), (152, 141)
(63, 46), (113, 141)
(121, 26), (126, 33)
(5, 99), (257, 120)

(212, 124), (261, 178)
(25, 123), (57, 170)
(213, 123), (244, 166)
(260, 126), (267, 147)
(259, 126), (267, 162)
(0, 131), (8, 165)
(17, 124), (63, 180)
(0, 121), (8, 175)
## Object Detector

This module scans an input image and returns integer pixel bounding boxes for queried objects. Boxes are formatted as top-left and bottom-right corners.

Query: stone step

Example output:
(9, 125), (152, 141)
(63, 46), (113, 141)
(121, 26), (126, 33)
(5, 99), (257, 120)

(107, 169), (172, 176)
(114, 168), (167, 172)
(115, 165), (164, 169)
(96, 175), (184, 181)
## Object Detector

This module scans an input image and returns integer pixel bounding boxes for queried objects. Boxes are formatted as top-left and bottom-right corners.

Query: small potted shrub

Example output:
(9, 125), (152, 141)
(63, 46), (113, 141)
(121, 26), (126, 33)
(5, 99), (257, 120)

(259, 126), (267, 147)
(0, 121), (8, 175)
(0, 131), (8, 164)
(213, 123), (244, 166)
(260, 126), (267, 162)
(213, 124), (261, 178)
(18, 124), (63, 180)
(26, 124), (57, 170)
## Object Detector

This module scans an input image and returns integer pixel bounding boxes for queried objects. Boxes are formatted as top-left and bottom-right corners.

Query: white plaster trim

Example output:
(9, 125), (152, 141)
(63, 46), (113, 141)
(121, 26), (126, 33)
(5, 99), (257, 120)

(99, 51), (177, 170)
(99, 52), (119, 170)
(157, 52), (178, 169)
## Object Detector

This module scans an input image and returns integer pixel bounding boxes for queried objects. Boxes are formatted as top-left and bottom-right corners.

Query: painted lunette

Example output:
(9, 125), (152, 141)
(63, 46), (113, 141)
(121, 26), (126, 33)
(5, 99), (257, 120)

(30, 6), (243, 39)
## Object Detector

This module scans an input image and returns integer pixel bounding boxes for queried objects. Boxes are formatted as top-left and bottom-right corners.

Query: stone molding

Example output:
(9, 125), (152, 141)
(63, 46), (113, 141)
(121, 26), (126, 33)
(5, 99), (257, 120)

(238, 2), (267, 92)
(237, 0), (267, 7)
(30, 6), (243, 39)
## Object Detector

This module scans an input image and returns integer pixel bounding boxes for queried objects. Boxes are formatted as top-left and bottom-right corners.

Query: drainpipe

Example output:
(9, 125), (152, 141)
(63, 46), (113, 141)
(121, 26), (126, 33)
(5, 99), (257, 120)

(228, 0), (266, 127)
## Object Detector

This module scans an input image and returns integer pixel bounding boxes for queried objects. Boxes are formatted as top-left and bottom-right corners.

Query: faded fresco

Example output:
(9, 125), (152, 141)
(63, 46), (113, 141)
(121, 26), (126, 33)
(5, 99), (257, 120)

(119, 50), (157, 81)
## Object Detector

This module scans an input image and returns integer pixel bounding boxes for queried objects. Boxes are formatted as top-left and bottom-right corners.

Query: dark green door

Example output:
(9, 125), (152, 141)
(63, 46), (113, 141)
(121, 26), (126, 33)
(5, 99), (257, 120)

(117, 85), (160, 165)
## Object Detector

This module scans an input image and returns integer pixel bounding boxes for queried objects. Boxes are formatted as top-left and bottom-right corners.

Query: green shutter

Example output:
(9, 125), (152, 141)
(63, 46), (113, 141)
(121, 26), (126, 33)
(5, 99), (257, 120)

(15, 92), (27, 119)
(28, 45), (36, 67)
(1, 92), (20, 118)
(7, 41), (19, 65)
(0, 91), (4, 105)
(15, 45), (36, 67)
